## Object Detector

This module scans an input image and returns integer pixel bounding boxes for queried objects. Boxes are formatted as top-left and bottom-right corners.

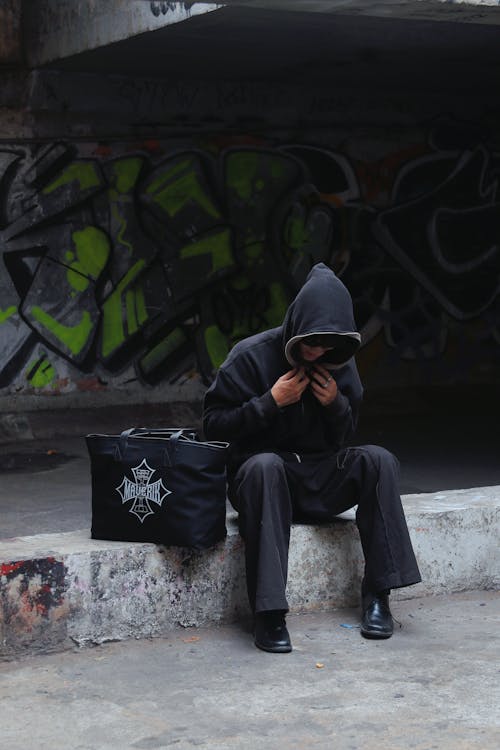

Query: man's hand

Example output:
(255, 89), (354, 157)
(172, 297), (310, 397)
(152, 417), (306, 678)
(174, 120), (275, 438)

(309, 364), (338, 406)
(271, 368), (310, 408)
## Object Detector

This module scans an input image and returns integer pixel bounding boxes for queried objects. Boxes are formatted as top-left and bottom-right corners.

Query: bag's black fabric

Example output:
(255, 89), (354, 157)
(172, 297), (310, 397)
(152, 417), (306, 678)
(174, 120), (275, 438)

(86, 428), (228, 549)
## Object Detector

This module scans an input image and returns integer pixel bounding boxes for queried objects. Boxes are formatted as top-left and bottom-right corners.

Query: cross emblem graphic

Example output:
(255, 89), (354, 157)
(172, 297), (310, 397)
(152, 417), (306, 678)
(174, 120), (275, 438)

(116, 459), (171, 523)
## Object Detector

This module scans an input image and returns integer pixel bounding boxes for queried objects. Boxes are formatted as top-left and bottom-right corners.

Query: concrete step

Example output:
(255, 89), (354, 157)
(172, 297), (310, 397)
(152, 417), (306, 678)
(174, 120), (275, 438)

(1, 486), (499, 659)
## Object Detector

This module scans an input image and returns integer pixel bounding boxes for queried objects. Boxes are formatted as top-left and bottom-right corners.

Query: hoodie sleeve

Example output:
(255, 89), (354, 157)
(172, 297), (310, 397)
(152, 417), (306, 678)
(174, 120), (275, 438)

(321, 363), (363, 448)
(203, 366), (280, 442)
(322, 389), (358, 447)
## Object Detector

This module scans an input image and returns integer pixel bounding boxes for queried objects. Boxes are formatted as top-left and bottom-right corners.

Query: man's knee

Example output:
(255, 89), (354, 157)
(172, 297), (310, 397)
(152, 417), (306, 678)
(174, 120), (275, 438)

(232, 452), (287, 508)
(234, 452), (291, 523)
(363, 444), (398, 468)
(239, 452), (286, 481)
(354, 445), (399, 482)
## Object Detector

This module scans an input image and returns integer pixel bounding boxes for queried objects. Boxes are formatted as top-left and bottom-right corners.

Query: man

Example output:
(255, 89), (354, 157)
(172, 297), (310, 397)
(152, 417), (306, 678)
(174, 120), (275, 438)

(203, 263), (421, 653)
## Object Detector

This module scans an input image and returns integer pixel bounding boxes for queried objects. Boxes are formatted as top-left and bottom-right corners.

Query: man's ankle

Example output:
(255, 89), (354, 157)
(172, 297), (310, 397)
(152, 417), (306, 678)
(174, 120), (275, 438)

(254, 610), (292, 653)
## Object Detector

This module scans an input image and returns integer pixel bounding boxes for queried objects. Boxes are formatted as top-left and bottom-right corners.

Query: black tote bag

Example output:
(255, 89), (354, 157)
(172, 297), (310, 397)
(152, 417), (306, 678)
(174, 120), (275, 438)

(86, 428), (228, 549)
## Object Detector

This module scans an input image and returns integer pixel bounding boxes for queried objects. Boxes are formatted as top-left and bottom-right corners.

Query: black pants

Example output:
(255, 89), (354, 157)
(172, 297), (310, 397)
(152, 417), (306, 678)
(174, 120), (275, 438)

(229, 446), (421, 614)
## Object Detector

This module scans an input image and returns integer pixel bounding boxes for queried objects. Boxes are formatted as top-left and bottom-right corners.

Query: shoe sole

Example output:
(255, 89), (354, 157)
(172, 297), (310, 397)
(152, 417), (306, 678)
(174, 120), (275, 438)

(360, 629), (393, 639)
(254, 640), (292, 653)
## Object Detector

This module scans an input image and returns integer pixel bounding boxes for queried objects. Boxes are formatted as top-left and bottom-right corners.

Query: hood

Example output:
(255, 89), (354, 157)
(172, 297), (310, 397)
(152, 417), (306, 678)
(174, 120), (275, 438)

(282, 263), (361, 368)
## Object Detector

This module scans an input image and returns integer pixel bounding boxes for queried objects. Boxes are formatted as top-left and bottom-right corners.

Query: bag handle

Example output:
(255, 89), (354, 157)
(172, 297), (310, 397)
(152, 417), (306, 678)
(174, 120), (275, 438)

(117, 427), (197, 459)
(117, 427), (139, 460)
(162, 433), (228, 467)
(114, 428), (225, 465)
(163, 429), (184, 467)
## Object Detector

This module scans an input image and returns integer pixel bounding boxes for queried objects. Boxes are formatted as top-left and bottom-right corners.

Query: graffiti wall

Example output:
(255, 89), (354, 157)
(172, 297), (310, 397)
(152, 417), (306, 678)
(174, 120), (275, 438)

(0, 121), (499, 401)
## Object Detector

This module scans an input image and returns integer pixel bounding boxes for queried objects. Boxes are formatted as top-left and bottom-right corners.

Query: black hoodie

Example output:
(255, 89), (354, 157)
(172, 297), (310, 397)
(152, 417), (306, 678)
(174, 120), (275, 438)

(203, 264), (363, 473)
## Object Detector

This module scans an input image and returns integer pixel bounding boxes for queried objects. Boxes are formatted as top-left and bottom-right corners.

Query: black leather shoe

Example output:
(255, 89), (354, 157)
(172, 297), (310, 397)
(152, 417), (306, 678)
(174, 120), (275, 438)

(254, 611), (292, 653)
(361, 593), (394, 639)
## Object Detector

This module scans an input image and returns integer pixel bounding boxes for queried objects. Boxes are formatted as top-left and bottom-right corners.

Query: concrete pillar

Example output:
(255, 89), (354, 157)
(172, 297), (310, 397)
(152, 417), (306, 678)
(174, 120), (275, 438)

(0, 0), (29, 140)
(0, 0), (23, 65)
(22, 0), (224, 67)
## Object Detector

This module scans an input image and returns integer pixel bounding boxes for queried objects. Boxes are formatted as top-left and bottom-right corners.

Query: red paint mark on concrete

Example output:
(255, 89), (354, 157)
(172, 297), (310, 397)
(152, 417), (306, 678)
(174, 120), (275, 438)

(141, 138), (163, 154)
(1, 557), (67, 622)
(355, 144), (430, 203)
(76, 377), (107, 392)
(35, 584), (54, 616)
(93, 144), (113, 157)
(1, 561), (25, 576)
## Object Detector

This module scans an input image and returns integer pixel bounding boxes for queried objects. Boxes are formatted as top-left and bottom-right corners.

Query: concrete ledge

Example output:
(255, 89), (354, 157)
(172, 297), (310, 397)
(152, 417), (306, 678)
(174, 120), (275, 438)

(1, 486), (499, 659)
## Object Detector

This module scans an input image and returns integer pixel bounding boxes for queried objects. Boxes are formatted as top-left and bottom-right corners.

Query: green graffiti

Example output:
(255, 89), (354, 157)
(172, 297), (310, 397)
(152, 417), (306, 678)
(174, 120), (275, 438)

(179, 230), (233, 274)
(112, 202), (134, 256)
(140, 328), (188, 374)
(43, 161), (101, 195)
(100, 260), (146, 358)
(204, 282), (289, 370)
(31, 307), (93, 356)
(107, 159), (145, 260)
(240, 241), (264, 267)
(226, 153), (288, 203)
(66, 268), (89, 293)
(271, 159), (285, 179)
(135, 285), (148, 327)
(112, 157), (143, 194)
(103, 159), (146, 261)
(125, 290), (137, 335)
(285, 215), (311, 250)
(267, 282), (289, 326)
(0, 306), (17, 324)
(26, 357), (56, 388)
(231, 277), (250, 291)
(105, 160), (144, 262)
(146, 158), (220, 219)
(125, 288), (146, 335)
(147, 158), (188, 192)
(66, 227), (111, 293)
(71, 227), (110, 279)
(204, 325), (230, 370)
(226, 153), (258, 202)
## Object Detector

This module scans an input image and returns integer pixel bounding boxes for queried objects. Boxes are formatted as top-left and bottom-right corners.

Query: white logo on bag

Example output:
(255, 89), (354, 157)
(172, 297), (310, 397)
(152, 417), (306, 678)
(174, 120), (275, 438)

(116, 459), (171, 523)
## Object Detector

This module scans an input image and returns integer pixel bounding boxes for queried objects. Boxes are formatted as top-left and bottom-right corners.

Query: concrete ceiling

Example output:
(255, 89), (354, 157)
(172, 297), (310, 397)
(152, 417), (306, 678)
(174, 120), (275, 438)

(39, 3), (500, 93)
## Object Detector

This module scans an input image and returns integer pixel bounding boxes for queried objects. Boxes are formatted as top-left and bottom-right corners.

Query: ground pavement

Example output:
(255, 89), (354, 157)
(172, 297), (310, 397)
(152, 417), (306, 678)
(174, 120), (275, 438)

(1, 401), (499, 747)
(1, 590), (499, 750)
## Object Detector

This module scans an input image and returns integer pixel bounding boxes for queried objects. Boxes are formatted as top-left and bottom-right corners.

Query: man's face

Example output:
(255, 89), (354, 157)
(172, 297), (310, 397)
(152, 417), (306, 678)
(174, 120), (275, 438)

(298, 340), (333, 362)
